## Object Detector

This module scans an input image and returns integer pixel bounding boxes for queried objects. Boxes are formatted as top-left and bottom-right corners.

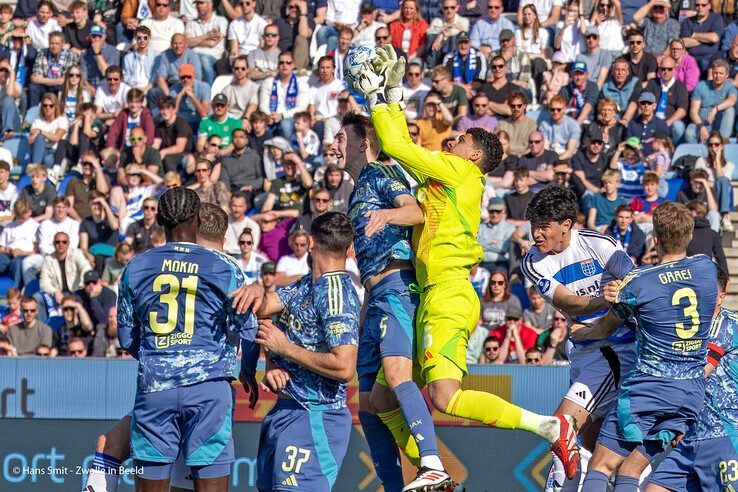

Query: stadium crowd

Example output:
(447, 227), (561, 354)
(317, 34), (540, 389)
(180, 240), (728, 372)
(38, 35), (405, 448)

(0, 0), (734, 362)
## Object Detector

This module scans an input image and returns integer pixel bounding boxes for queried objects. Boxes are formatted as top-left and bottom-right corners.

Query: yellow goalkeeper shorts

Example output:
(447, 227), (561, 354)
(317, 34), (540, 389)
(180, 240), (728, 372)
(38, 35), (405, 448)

(415, 279), (479, 384)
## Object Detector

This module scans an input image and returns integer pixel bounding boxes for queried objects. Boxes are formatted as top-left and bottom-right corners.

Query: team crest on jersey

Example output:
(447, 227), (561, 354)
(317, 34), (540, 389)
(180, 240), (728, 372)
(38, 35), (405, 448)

(538, 278), (551, 295)
(580, 259), (596, 277)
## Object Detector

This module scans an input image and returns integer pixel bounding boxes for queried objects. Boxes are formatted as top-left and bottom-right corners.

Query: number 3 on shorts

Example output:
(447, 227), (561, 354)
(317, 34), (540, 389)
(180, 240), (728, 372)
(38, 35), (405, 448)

(282, 446), (311, 473)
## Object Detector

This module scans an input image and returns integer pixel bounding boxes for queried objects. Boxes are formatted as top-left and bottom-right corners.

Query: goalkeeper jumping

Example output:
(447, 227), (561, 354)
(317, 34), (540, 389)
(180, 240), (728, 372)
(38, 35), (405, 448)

(350, 45), (580, 482)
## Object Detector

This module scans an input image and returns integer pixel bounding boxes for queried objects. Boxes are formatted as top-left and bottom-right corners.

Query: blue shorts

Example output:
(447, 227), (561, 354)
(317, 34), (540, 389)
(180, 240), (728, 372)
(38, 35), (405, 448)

(650, 436), (738, 491)
(356, 270), (419, 392)
(257, 398), (352, 491)
(130, 378), (235, 467)
(598, 372), (705, 460)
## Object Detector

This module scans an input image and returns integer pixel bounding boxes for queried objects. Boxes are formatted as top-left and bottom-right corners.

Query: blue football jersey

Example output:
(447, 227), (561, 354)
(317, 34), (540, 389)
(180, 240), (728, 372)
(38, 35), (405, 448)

(273, 271), (360, 410)
(348, 161), (414, 284)
(118, 242), (258, 393)
(689, 308), (738, 441)
(613, 254), (717, 379)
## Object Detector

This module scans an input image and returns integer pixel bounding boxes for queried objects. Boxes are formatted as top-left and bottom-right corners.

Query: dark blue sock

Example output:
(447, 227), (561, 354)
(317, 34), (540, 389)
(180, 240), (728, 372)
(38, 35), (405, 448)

(393, 381), (439, 458)
(582, 470), (611, 492)
(357, 410), (404, 492)
(613, 474), (640, 492)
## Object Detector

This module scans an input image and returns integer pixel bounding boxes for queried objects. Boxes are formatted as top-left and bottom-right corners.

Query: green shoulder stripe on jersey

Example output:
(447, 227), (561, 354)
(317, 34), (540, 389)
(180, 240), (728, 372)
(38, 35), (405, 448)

(325, 273), (344, 316)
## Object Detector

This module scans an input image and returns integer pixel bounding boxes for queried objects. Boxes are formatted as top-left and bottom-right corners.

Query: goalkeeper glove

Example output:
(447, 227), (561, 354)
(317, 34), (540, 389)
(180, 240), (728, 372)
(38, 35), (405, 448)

(373, 45), (406, 104)
(349, 61), (387, 110)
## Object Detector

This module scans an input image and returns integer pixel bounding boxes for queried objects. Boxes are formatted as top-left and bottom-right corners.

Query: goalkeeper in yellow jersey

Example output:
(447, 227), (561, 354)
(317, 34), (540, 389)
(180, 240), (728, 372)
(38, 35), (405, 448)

(349, 45), (581, 483)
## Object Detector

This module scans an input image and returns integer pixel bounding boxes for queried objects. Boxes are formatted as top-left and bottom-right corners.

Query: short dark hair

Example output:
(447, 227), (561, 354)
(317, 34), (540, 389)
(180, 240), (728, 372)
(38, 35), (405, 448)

(197, 203), (228, 242)
(483, 335), (501, 346)
(467, 127), (503, 174)
(318, 55), (335, 68)
(615, 204), (633, 216)
(159, 95), (176, 109)
(524, 185), (578, 226)
(341, 111), (378, 153)
(157, 187), (201, 230)
(310, 212), (354, 256)
(105, 65), (122, 77)
(717, 264), (729, 294)
(506, 91), (527, 105)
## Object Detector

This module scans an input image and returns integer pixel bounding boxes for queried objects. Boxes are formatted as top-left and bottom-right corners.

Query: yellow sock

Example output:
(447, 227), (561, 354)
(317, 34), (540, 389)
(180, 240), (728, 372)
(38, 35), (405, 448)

(445, 389), (524, 429)
(378, 407), (420, 466)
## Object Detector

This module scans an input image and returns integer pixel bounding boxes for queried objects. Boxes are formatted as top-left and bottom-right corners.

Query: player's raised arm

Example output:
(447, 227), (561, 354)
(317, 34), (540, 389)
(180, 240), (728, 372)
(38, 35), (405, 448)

(364, 194), (423, 237)
(116, 267), (140, 358)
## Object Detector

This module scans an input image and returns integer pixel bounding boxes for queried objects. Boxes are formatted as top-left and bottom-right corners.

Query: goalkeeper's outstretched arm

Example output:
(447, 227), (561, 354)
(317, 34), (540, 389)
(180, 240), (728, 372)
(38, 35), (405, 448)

(370, 103), (471, 187)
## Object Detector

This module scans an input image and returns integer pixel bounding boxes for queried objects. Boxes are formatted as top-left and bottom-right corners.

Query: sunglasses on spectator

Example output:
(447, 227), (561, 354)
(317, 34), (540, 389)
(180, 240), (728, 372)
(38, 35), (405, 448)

(526, 357), (541, 363)
(129, 136), (143, 142)
(409, 130), (419, 136)
(82, 161), (95, 166)
(180, 75), (192, 79)
(107, 77), (120, 82)
(278, 60), (293, 65)
(239, 240), (253, 245)
(638, 101), (654, 105)
(529, 139), (542, 144)
(485, 345), (500, 351)
(695, 2), (709, 6)
(490, 280), (506, 285)
(135, 35), (149, 41)
(63, 306), (76, 311)
(659, 66), (674, 71)
(376, 35), (389, 41)
(488, 5), (502, 9)
(69, 72), (81, 78)
(55, 239), (69, 244)
(709, 141), (722, 146)
(554, 317), (566, 321)
(488, 209), (503, 214)
(442, 5), (456, 9)
(22, 309), (37, 313)
(70, 349), (85, 355)
(313, 197), (331, 203)
(264, 32), (277, 37)
(491, 64), (506, 69)
(209, 142), (222, 147)
(629, 40), (643, 45)
(407, 72), (421, 77)
(156, 2), (169, 6)
(509, 103), (524, 108)
(42, 103), (54, 108)
(550, 107), (565, 112)
(144, 206), (157, 211)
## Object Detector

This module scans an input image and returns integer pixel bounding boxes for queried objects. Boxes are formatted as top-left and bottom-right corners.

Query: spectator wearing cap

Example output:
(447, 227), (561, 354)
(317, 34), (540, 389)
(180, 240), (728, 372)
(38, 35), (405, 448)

(457, 93), (498, 133)
(122, 26), (157, 93)
(75, 269), (117, 333)
(258, 51), (309, 141)
(152, 95), (194, 173)
(685, 59), (737, 143)
(184, 0), (227, 85)
(600, 57), (641, 125)
(28, 31), (79, 107)
(309, 56), (344, 144)
(609, 136), (648, 201)
(354, 2), (387, 48)
(272, 0), (315, 71)
(39, 231), (92, 304)
(94, 66), (131, 123)
(478, 197), (515, 272)
(442, 31), (486, 91)
(170, 62), (211, 128)
(247, 24), (280, 83)
(106, 89), (156, 151)
(489, 303), (538, 364)
(427, 0), (469, 68)
(62, 1), (93, 54)
(262, 135), (294, 179)
(680, 0), (723, 72)
(559, 61), (599, 125)
(80, 25), (120, 89)
(623, 29), (657, 88)
(627, 91), (668, 155)
(576, 26), (611, 89)
(552, 0), (587, 62)
(220, 128), (264, 203)
(540, 51), (570, 106)
(260, 260), (277, 291)
(629, 0), (679, 57)
(150, 32), (203, 99)
(470, 0), (514, 52)
(606, 204), (646, 264)
(196, 93), (240, 153)
(644, 55), (688, 145)
(539, 95), (581, 161)
(227, 0), (267, 59)
(491, 29), (532, 93)
(572, 126), (610, 200)
(140, 0), (185, 55)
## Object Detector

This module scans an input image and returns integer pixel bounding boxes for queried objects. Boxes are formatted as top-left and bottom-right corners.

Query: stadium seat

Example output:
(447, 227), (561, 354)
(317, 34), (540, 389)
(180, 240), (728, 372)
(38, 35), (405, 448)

(723, 144), (738, 180)
(672, 143), (708, 164)
(3, 135), (31, 171)
(665, 178), (684, 202)
(23, 105), (39, 127)
(45, 315), (65, 332)
(23, 278), (40, 296)
(510, 283), (531, 311)
(0, 276), (14, 297)
(57, 171), (80, 196)
(211, 75), (233, 98)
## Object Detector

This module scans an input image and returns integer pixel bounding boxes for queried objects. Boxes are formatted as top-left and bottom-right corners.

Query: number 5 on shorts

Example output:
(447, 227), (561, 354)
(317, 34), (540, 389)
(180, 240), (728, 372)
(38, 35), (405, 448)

(282, 446), (311, 473)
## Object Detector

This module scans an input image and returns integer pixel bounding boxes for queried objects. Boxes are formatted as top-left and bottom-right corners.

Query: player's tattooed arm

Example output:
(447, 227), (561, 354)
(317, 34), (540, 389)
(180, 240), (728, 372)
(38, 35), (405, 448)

(552, 284), (612, 317)
(363, 194), (423, 237)
(256, 319), (358, 382)
(570, 310), (621, 342)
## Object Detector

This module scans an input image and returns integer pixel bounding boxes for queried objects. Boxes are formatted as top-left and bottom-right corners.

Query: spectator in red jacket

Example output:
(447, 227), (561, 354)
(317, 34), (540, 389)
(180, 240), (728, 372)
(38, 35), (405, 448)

(390, 0), (428, 60)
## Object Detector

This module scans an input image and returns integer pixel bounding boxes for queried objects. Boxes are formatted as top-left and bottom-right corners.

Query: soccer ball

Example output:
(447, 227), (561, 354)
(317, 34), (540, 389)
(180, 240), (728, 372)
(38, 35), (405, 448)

(344, 45), (380, 87)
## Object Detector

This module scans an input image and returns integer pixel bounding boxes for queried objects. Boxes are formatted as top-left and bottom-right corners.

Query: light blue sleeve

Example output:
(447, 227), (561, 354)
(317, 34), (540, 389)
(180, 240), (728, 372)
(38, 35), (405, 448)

(116, 266), (140, 359)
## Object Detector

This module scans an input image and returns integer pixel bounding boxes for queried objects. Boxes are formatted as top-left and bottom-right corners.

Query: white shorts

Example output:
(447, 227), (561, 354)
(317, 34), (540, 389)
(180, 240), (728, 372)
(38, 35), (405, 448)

(565, 343), (636, 419)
